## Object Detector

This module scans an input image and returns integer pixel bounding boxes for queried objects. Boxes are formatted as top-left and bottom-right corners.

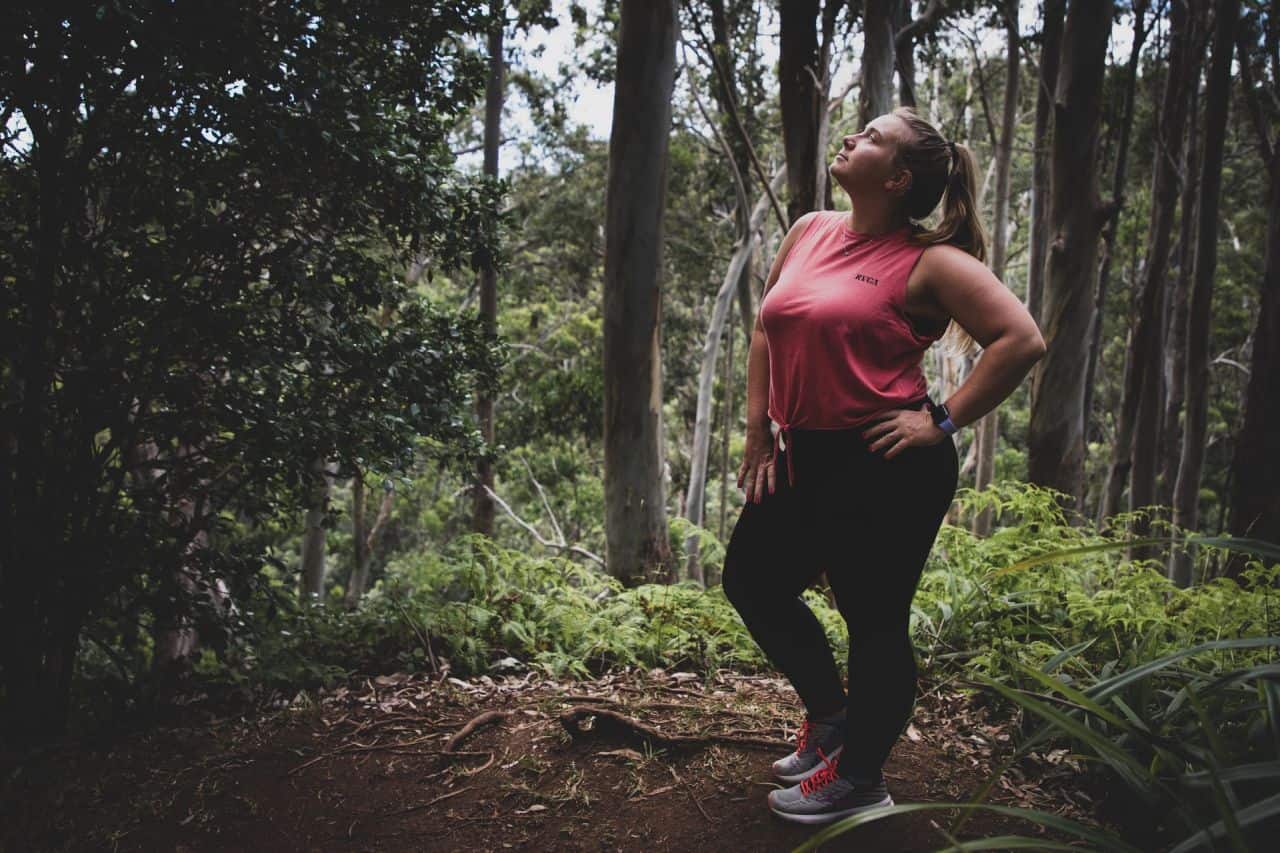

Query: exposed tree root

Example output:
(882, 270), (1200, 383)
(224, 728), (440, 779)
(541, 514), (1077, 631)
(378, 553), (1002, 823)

(444, 709), (510, 753)
(557, 705), (790, 752)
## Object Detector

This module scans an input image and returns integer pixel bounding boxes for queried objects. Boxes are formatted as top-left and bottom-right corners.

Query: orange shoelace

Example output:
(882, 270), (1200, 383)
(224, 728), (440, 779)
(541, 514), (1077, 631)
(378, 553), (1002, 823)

(799, 747), (841, 796)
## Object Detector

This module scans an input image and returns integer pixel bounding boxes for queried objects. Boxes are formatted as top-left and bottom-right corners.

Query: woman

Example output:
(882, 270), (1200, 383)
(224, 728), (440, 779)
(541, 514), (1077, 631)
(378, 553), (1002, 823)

(721, 106), (1046, 825)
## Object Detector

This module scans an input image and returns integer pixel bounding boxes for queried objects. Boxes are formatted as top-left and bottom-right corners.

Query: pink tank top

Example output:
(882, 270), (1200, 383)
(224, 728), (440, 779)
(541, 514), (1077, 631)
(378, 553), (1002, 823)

(759, 211), (944, 487)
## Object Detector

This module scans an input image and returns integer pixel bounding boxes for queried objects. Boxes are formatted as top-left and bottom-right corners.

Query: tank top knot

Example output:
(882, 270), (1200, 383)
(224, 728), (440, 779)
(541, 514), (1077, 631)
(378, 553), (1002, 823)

(759, 211), (945, 487)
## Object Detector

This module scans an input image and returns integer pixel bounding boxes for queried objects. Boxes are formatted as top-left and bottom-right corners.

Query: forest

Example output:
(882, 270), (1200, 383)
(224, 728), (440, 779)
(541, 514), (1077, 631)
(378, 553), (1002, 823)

(2, 0), (1279, 850)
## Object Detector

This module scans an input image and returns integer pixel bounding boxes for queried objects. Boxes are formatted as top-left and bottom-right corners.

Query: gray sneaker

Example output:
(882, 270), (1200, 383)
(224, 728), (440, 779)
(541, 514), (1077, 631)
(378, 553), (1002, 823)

(771, 711), (847, 784)
(768, 749), (894, 825)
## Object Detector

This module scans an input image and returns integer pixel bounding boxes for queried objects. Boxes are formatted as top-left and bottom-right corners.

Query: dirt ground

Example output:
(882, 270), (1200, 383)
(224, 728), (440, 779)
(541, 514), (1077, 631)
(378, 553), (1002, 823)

(2, 666), (1115, 852)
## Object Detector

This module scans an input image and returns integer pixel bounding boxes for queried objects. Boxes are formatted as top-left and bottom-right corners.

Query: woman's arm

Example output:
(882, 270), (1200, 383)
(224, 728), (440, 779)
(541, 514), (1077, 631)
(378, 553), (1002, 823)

(739, 211), (819, 501)
(920, 244), (1046, 431)
(862, 245), (1044, 459)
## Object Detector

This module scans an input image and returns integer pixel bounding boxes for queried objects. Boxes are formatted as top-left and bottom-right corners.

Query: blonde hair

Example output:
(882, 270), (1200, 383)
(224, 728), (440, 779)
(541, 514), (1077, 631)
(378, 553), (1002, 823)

(890, 106), (987, 358)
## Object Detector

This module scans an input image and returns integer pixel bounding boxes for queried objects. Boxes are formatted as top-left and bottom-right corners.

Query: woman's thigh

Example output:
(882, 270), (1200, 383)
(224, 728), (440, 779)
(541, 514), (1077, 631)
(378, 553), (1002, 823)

(817, 437), (959, 632)
(721, 452), (827, 606)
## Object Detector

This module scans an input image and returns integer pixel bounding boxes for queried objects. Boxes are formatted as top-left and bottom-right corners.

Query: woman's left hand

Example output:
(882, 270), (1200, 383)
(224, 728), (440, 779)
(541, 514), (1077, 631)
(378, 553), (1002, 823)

(861, 404), (946, 460)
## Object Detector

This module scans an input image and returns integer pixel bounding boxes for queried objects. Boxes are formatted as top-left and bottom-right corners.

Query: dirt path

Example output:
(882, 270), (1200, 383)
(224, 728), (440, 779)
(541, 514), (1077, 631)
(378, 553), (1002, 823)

(3, 667), (1109, 851)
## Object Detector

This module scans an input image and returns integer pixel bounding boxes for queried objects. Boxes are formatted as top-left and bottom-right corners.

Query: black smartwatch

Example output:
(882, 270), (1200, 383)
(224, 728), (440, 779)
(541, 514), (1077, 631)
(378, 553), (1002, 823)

(929, 400), (958, 436)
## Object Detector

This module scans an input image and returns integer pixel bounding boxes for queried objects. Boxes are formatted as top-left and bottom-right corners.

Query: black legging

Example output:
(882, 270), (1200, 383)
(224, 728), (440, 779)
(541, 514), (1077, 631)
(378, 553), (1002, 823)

(721, 396), (959, 784)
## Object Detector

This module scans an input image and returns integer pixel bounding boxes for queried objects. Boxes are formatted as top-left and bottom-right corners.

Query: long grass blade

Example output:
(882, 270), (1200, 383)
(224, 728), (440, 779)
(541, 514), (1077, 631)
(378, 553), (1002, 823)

(791, 801), (1142, 853)
(1167, 792), (1280, 853)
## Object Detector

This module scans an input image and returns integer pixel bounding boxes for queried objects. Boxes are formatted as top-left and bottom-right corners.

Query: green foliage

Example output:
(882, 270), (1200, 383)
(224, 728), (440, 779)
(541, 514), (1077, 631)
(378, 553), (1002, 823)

(0, 0), (504, 735)
(912, 482), (1279, 689)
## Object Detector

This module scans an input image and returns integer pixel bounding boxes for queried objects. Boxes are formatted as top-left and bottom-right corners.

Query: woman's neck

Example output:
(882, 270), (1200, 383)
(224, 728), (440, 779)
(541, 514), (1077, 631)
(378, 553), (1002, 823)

(845, 204), (907, 236)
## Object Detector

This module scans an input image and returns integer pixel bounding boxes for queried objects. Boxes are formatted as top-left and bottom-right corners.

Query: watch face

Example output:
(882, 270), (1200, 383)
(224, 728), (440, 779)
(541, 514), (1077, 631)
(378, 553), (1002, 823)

(931, 403), (950, 425)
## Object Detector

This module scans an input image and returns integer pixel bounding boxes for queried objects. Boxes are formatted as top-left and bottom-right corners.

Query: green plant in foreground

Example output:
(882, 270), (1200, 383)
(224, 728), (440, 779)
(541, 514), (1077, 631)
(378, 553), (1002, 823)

(795, 534), (1280, 853)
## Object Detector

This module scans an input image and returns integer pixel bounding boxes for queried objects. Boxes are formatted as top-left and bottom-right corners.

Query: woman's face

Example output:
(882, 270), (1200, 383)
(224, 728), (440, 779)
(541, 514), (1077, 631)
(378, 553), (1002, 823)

(830, 114), (910, 197)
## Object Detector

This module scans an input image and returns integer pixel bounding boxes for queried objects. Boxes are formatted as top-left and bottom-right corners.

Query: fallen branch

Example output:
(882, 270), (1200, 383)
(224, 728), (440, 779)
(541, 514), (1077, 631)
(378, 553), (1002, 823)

(558, 705), (790, 752)
(288, 742), (489, 776)
(444, 709), (510, 753)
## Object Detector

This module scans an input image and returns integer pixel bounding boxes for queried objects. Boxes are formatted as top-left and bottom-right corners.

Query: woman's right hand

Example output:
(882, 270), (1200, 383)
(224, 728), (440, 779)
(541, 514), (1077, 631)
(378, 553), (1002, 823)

(737, 424), (776, 504)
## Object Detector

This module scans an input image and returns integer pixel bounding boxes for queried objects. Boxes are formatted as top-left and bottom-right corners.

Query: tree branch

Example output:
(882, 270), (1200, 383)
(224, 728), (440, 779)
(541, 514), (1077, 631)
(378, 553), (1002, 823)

(482, 485), (605, 568)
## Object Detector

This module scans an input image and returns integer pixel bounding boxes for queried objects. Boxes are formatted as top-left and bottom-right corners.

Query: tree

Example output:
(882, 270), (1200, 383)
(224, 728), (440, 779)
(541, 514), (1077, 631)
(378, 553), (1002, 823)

(1095, 0), (1163, 537)
(602, 0), (679, 586)
(973, 0), (1020, 538)
(1027, 0), (1115, 515)
(1225, 1), (1279, 577)
(861, 0), (898, 128)
(473, 0), (507, 538)
(1169, 0), (1243, 586)
(781, 0), (824, 222)
(0, 0), (501, 739)
(1026, 0), (1066, 339)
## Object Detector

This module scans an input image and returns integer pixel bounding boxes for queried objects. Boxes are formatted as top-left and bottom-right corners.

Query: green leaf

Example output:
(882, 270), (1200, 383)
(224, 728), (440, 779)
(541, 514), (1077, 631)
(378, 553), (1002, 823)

(791, 801), (1143, 853)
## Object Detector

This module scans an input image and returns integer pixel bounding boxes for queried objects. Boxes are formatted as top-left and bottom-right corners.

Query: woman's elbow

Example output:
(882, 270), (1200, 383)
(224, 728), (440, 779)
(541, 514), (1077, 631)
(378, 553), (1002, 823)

(1025, 331), (1047, 361)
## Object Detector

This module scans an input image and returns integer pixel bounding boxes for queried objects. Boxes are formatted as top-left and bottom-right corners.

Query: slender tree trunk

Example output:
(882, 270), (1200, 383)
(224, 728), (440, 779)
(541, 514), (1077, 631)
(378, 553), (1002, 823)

(348, 470), (369, 605)
(973, 0), (1019, 537)
(1026, 0), (1065, 346)
(347, 482), (393, 606)
(1159, 79), (1202, 513)
(860, 0), (897, 129)
(1026, 0), (1114, 518)
(472, 4), (504, 537)
(718, 317), (734, 548)
(685, 170), (786, 581)
(893, 0), (915, 108)
(780, 0), (821, 223)
(1226, 43), (1280, 579)
(708, 0), (766, 347)
(603, 0), (678, 587)
(300, 457), (332, 602)
(1170, 0), (1240, 587)
(812, 1), (841, 212)
(1094, 0), (1163, 536)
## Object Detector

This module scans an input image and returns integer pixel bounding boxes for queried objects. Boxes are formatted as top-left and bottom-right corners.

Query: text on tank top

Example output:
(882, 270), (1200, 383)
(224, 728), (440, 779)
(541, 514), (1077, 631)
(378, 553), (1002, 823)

(759, 210), (945, 487)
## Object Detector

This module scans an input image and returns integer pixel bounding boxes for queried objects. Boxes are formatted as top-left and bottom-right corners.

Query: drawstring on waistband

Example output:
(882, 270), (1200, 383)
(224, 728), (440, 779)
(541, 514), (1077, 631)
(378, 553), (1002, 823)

(772, 421), (796, 489)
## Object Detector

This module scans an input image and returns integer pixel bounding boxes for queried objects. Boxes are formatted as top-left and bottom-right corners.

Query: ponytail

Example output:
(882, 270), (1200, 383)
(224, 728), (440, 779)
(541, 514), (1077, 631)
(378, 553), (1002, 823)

(891, 107), (989, 358)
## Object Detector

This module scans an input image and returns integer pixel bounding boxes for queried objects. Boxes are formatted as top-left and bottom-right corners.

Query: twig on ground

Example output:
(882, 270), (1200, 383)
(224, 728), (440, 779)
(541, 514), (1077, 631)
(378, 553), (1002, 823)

(668, 765), (718, 824)
(380, 786), (472, 818)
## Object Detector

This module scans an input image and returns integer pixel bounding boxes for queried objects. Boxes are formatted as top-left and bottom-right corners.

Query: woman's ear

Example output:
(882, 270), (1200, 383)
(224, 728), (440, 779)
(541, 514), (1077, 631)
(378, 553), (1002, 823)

(886, 167), (913, 197)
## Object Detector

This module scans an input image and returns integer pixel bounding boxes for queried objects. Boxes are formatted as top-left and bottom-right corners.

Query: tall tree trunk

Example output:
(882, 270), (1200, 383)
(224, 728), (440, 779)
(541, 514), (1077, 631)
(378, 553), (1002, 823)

(860, 0), (897, 129)
(472, 3), (504, 537)
(973, 0), (1019, 537)
(1129, 1), (1193, 561)
(348, 470), (369, 604)
(1169, 0), (1240, 587)
(893, 0), (915, 108)
(718, 315), (734, 549)
(684, 169), (786, 581)
(300, 457), (332, 601)
(603, 0), (678, 587)
(1094, 0), (1162, 535)
(1159, 78), (1202, 513)
(812, 1), (842, 212)
(347, 481), (393, 606)
(1226, 158), (1280, 571)
(708, 0), (766, 346)
(1026, 0), (1066, 347)
(1225, 17), (1280, 578)
(1027, 0), (1114, 518)
(780, 0), (821, 223)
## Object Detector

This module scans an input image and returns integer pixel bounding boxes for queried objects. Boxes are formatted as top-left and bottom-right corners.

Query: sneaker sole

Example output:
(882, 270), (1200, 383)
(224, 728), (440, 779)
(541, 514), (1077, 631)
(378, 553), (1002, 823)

(773, 744), (845, 784)
(768, 794), (894, 825)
